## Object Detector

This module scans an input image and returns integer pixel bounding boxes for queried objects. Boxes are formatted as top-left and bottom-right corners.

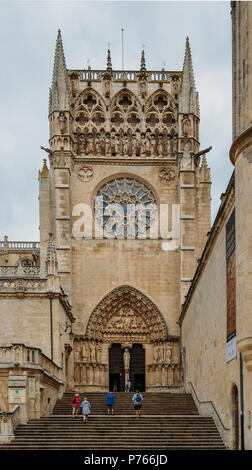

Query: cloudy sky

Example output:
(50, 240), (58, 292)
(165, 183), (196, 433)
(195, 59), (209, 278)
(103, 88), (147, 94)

(0, 0), (233, 241)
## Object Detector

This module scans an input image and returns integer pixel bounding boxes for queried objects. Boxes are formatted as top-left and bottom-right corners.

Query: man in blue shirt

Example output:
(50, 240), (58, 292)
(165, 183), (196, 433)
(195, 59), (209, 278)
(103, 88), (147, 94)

(106, 391), (116, 415)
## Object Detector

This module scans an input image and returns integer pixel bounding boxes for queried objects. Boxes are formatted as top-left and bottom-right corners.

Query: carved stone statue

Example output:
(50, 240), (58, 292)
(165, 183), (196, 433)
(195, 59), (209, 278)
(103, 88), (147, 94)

(96, 342), (103, 363)
(82, 341), (89, 362)
(140, 78), (147, 98)
(92, 129), (97, 155)
(123, 348), (130, 370)
(100, 131), (106, 156)
(157, 134), (162, 156)
(105, 132), (111, 156)
(127, 129), (133, 156)
(96, 133), (101, 156)
(123, 133), (128, 156)
(165, 344), (172, 364)
(115, 133), (120, 155)
(111, 132), (116, 155)
(182, 114), (191, 137)
(145, 131), (151, 156)
(162, 129), (168, 156)
(90, 340), (96, 362)
(158, 342), (164, 362)
(59, 112), (67, 134)
(105, 80), (110, 98)
(141, 133), (146, 155)
(153, 343), (159, 362)
(88, 132), (93, 154)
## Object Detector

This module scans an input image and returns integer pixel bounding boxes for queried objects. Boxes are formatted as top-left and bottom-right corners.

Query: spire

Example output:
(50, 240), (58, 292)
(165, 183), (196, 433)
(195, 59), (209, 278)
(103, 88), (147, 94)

(49, 29), (70, 114)
(179, 37), (199, 116)
(140, 49), (146, 72)
(106, 48), (112, 72)
(45, 233), (58, 276)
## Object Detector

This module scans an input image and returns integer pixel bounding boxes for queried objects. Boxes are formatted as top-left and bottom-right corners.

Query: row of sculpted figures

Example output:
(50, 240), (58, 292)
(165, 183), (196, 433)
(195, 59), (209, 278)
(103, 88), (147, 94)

(74, 338), (106, 386)
(73, 127), (178, 158)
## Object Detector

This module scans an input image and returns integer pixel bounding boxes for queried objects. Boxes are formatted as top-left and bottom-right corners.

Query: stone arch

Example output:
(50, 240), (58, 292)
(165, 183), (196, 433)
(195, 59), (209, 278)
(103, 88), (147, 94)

(86, 285), (168, 343)
(231, 383), (239, 449)
(73, 87), (107, 110)
(109, 88), (142, 111)
(91, 172), (160, 208)
(144, 89), (176, 112)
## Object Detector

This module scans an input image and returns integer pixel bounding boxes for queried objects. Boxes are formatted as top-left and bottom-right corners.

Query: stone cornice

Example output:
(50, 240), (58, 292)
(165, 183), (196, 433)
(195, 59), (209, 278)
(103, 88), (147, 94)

(73, 157), (178, 166)
(230, 126), (252, 164)
(179, 170), (235, 325)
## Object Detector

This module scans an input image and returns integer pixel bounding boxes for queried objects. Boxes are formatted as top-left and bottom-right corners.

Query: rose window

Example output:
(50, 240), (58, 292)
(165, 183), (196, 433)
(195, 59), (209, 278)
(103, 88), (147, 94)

(95, 177), (158, 239)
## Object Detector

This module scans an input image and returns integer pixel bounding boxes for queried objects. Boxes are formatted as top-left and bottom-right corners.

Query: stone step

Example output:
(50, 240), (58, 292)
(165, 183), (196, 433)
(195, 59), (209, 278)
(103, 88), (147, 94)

(0, 392), (225, 450)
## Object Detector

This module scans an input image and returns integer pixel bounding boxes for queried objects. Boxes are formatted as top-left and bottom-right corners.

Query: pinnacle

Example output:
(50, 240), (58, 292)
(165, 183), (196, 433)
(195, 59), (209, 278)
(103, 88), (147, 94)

(140, 49), (146, 72)
(106, 48), (112, 72)
(179, 36), (199, 116)
(50, 29), (70, 114)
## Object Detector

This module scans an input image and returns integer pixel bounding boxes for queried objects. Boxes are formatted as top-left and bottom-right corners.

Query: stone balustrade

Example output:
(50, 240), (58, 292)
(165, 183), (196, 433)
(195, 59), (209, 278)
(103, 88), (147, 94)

(0, 238), (40, 252)
(0, 277), (47, 292)
(0, 406), (20, 443)
(71, 69), (176, 82)
(0, 265), (40, 277)
(0, 344), (63, 384)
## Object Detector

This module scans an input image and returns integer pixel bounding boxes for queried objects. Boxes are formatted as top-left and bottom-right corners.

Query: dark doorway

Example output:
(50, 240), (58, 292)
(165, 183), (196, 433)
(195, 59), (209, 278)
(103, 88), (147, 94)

(232, 384), (239, 449)
(130, 344), (145, 391)
(109, 344), (125, 391)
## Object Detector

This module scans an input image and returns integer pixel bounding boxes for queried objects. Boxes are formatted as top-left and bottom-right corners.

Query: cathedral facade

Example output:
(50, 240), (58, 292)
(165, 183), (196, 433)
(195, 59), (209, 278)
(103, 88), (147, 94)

(0, 1), (251, 450)
(0, 28), (211, 408)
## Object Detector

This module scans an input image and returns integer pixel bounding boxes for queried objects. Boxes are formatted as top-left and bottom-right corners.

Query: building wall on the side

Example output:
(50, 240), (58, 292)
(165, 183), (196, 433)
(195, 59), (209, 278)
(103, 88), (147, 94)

(181, 202), (248, 449)
(0, 296), (71, 369)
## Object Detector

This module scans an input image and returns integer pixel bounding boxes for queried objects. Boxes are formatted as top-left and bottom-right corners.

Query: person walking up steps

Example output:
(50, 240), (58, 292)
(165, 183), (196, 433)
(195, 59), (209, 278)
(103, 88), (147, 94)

(132, 390), (143, 419)
(72, 393), (79, 416)
(106, 391), (116, 415)
(80, 397), (91, 423)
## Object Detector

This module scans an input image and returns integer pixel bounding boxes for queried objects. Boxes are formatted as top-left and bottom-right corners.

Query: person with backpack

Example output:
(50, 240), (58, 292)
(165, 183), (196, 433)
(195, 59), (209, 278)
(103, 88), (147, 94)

(80, 397), (92, 423)
(106, 391), (116, 415)
(72, 393), (79, 416)
(132, 390), (143, 419)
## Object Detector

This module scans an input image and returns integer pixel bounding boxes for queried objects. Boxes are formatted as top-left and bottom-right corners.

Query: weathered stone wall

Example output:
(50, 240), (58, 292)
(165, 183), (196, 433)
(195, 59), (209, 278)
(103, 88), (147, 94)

(0, 296), (72, 369)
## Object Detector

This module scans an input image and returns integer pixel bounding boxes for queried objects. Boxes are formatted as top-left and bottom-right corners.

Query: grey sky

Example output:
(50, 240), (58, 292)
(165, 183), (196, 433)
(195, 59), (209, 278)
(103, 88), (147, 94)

(0, 0), (233, 241)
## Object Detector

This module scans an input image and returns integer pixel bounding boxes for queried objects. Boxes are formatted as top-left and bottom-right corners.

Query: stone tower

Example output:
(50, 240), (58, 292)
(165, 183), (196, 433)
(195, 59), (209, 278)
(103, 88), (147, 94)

(230, 2), (252, 370)
(39, 31), (212, 391)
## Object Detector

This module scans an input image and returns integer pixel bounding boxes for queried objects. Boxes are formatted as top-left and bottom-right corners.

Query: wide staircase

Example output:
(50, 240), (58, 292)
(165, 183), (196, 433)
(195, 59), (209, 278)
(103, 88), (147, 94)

(0, 392), (226, 450)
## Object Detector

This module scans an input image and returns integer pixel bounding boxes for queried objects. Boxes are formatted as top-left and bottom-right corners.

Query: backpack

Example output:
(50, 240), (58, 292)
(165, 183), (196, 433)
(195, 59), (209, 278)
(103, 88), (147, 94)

(72, 397), (77, 404)
(136, 393), (142, 402)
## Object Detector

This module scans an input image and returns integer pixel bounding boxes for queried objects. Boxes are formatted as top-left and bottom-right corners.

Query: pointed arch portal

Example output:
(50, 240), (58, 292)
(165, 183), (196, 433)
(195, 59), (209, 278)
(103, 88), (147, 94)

(86, 285), (168, 343)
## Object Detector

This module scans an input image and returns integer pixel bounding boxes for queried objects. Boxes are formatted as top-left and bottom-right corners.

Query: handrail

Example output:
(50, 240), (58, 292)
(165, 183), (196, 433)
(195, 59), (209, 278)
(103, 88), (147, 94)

(188, 381), (230, 431)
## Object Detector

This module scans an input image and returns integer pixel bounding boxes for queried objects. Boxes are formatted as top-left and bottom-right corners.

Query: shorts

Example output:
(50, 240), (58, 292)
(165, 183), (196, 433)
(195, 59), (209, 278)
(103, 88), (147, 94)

(107, 404), (114, 408)
(134, 404), (142, 410)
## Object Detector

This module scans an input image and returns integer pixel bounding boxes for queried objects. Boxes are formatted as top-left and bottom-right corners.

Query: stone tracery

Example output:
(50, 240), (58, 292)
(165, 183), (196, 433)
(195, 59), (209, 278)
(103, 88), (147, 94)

(86, 285), (168, 342)
(94, 176), (158, 239)
(72, 87), (178, 158)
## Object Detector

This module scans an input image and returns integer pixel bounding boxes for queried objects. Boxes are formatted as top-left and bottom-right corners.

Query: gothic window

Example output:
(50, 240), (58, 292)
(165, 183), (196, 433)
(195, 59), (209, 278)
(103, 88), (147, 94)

(110, 91), (141, 134)
(83, 94), (97, 110)
(94, 177), (157, 239)
(21, 259), (32, 267)
(145, 91), (177, 133)
(76, 112), (89, 125)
